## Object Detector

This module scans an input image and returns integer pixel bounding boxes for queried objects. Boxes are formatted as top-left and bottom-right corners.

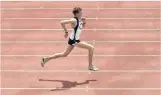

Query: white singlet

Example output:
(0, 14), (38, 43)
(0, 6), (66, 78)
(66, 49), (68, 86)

(69, 17), (83, 40)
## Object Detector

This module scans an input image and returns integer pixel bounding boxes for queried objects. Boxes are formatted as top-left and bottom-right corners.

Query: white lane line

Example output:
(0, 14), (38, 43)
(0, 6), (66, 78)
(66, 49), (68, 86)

(1, 28), (161, 31)
(1, 41), (161, 44)
(160, 2), (161, 83)
(1, 8), (160, 10)
(1, 87), (161, 90)
(98, 18), (161, 20)
(1, 70), (161, 73)
(3, 17), (96, 20)
(3, 18), (161, 20)
(1, 55), (160, 57)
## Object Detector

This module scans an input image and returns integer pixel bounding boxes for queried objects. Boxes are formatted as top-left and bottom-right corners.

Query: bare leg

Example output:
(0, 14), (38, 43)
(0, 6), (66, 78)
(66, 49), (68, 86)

(75, 42), (98, 71)
(41, 45), (74, 67)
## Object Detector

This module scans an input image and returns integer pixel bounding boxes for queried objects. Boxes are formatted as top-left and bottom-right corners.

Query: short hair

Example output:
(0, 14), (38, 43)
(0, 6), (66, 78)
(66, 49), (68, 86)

(72, 7), (82, 16)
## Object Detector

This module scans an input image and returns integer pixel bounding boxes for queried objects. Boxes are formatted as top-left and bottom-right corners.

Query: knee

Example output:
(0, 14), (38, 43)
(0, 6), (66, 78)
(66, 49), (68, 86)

(61, 53), (68, 57)
(89, 46), (94, 51)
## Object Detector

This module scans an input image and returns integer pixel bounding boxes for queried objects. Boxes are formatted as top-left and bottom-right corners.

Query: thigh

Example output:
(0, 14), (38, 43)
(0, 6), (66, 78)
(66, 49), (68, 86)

(63, 45), (74, 55)
(75, 42), (93, 49)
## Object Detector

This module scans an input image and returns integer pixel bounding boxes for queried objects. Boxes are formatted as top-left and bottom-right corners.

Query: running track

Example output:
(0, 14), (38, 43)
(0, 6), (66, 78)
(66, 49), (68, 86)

(1, 1), (161, 95)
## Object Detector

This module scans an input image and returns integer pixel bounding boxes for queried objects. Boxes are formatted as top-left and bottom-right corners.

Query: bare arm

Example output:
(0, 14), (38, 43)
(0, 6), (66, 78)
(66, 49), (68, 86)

(60, 18), (76, 39)
(60, 18), (76, 33)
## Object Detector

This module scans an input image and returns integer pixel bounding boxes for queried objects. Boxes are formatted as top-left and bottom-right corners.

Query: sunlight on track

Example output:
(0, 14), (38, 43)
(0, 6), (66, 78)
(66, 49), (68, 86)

(1, 1), (160, 95)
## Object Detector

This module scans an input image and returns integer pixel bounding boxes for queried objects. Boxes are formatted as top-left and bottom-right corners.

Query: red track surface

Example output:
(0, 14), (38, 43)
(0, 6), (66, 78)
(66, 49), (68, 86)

(1, 1), (161, 95)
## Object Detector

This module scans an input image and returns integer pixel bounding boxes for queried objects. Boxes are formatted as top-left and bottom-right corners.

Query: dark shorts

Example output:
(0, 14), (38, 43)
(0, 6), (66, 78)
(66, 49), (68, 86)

(68, 38), (81, 46)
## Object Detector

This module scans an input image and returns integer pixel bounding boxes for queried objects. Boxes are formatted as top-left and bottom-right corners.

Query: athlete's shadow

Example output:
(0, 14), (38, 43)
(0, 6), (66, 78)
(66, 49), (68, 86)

(39, 79), (97, 91)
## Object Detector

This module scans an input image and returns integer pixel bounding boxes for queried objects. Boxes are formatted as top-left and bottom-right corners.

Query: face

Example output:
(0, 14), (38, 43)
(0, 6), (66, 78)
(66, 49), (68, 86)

(76, 11), (82, 18)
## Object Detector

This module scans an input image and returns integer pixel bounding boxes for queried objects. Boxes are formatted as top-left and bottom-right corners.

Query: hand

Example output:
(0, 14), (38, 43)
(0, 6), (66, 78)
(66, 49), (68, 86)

(81, 17), (86, 23)
(64, 32), (68, 39)
(81, 17), (86, 27)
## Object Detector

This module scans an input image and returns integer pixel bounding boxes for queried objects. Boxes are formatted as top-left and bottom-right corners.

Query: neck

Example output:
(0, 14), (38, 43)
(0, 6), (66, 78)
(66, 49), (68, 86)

(74, 16), (81, 19)
(78, 17), (81, 19)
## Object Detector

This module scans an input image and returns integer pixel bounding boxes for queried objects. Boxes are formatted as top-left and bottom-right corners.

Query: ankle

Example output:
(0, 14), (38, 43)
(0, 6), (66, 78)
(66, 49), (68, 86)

(88, 64), (93, 67)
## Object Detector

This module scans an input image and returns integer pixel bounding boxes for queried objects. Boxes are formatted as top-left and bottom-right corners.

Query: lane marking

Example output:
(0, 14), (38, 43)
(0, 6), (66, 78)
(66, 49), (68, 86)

(1, 87), (161, 90)
(1, 70), (161, 73)
(1, 54), (160, 57)
(3, 18), (161, 20)
(1, 28), (161, 31)
(160, 1), (161, 83)
(1, 41), (161, 44)
(160, 2), (161, 85)
(97, 6), (99, 11)
(1, 8), (160, 10)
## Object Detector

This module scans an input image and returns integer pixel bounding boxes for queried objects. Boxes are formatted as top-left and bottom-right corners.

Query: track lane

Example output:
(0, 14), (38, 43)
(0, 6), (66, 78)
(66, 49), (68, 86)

(2, 30), (160, 41)
(1, 42), (160, 55)
(2, 19), (160, 29)
(1, 56), (160, 70)
(1, 72), (160, 88)
(2, 9), (160, 18)
(1, 1), (160, 8)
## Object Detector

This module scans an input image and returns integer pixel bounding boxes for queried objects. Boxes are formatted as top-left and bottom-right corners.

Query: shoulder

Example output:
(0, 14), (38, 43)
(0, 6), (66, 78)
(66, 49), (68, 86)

(70, 18), (77, 22)
(70, 18), (77, 24)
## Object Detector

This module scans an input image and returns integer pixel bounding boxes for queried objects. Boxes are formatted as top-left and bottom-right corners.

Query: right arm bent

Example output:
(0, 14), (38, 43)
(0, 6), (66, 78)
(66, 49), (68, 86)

(60, 18), (76, 38)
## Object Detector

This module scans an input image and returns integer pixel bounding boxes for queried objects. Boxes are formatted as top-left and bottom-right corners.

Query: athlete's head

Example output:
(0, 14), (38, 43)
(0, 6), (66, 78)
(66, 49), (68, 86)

(73, 7), (82, 18)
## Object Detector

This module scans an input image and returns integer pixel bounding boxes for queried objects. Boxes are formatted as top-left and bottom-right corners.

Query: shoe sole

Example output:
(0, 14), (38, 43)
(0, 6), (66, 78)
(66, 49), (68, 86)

(89, 68), (99, 71)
